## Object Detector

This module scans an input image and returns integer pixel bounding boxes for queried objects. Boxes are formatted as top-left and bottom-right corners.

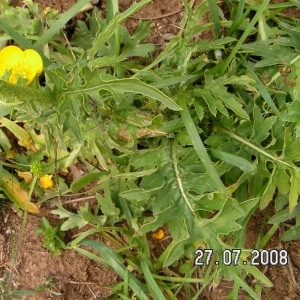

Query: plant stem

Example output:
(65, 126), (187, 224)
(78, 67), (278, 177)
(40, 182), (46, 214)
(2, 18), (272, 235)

(219, 128), (294, 168)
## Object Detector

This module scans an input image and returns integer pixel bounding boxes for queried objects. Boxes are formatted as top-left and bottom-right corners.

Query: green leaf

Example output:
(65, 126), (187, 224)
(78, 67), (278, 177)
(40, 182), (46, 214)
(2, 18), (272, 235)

(0, 79), (53, 103)
(70, 172), (104, 192)
(51, 206), (89, 231)
(123, 142), (259, 269)
(285, 101), (300, 123)
(140, 257), (166, 299)
(178, 95), (228, 194)
(282, 224), (300, 241)
(289, 169), (300, 213)
(245, 61), (282, 119)
(195, 88), (229, 117)
(251, 104), (277, 146)
(268, 206), (298, 225)
(51, 204), (106, 231)
(291, 0), (300, 8)
(59, 66), (181, 111)
(259, 167), (276, 210)
(242, 40), (297, 68)
(288, 58), (300, 101)
(202, 74), (250, 119)
(211, 149), (255, 173)
(96, 184), (120, 218)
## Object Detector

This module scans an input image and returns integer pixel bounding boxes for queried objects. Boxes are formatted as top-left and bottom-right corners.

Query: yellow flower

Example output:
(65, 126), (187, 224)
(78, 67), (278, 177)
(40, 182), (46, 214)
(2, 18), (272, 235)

(39, 175), (54, 189)
(0, 45), (43, 85)
(152, 228), (165, 240)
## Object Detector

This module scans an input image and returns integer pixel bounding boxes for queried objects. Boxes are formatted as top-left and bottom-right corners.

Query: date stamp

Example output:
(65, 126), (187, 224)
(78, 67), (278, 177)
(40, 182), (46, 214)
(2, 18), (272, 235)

(194, 249), (288, 266)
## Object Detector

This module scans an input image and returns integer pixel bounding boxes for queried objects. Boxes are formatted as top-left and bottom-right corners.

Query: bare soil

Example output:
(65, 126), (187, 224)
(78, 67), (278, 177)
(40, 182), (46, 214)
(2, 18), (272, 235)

(1, 1), (300, 299)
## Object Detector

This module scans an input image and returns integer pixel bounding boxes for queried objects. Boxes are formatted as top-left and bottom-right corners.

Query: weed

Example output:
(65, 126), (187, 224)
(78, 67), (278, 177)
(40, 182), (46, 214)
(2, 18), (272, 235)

(0, 0), (299, 299)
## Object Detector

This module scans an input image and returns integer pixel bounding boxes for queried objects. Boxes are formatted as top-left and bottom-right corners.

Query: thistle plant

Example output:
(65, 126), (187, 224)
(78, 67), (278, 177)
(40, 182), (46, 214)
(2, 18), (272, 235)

(0, 0), (299, 299)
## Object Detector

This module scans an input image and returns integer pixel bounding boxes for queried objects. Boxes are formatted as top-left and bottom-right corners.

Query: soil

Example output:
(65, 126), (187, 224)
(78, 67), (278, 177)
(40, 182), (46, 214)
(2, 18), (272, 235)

(1, 1), (300, 300)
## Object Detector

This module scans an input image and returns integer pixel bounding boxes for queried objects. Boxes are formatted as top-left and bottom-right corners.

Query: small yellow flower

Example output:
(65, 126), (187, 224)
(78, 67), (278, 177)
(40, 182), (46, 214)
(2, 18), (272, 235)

(39, 175), (54, 189)
(152, 228), (165, 240)
(0, 45), (43, 85)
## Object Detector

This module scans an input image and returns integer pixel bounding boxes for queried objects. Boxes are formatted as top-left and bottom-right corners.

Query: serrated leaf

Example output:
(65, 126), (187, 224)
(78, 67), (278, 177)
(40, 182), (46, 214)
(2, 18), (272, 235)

(195, 89), (228, 117)
(125, 142), (258, 268)
(201, 74), (249, 119)
(96, 192), (120, 217)
(59, 66), (181, 111)
(252, 105), (277, 146)
(242, 41), (297, 67)
(194, 197), (259, 250)
(192, 37), (237, 53)
(51, 205), (89, 231)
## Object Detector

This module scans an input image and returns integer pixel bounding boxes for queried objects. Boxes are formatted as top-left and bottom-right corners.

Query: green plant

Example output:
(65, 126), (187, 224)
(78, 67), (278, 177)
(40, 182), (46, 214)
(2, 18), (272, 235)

(0, 0), (299, 299)
(35, 217), (65, 255)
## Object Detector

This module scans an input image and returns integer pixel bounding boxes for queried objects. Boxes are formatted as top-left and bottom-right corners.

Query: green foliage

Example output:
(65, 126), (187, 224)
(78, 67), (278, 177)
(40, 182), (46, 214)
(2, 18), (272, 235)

(0, 0), (300, 299)
(52, 203), (106, 230)
(36, 217), (65, 255)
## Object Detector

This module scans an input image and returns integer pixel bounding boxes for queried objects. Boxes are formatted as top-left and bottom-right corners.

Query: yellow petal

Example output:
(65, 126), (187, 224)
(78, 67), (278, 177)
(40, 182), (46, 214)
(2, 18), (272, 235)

(39, 175), (54, 189)
(0, 45), (24, 71)
(0, 46), (43, 85)
(24, 49), (43, 83)
(0, 45), (24, 84)
(152, 228), (165, 240)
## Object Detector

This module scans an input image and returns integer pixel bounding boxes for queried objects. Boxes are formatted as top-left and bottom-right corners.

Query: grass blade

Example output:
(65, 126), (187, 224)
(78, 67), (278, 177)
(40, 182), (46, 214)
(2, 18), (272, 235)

(244, 61), (282, 119)
(140, 257), (165, 299)
(207, 0), (221, 38)
(291, 0), (300, 8)
(76, 239), (149, 300)
(220, 0), (270, 75)
(228, 0), (248, 36)
(177, 95), (228, 195)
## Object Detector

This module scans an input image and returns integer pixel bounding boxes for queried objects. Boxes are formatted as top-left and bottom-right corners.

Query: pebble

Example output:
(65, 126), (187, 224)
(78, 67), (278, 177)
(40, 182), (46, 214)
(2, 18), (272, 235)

(162, 33), (176, 41)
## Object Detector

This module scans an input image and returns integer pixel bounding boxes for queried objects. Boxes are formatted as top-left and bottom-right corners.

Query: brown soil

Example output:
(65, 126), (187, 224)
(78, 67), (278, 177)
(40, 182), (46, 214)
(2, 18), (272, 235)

(0, 210), (118, 299)
(1, 1), (300, 300)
